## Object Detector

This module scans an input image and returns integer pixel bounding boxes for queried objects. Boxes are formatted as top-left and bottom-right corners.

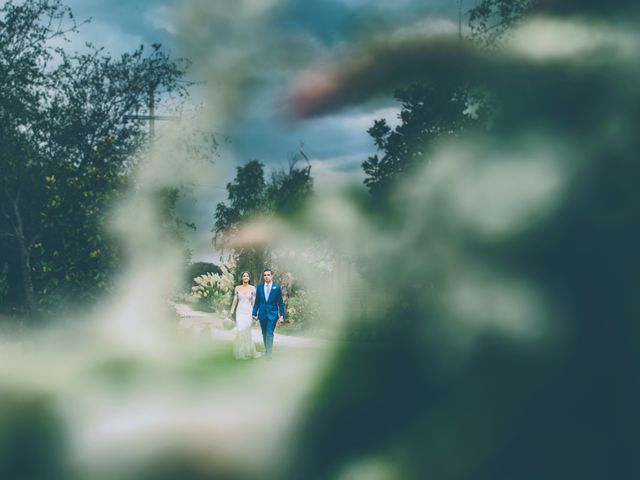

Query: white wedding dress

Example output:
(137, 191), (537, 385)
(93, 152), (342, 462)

(232, 286), (260, 360)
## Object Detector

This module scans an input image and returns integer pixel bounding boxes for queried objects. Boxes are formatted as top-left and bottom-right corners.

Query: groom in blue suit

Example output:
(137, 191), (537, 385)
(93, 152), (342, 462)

(252, 268), (285, 358)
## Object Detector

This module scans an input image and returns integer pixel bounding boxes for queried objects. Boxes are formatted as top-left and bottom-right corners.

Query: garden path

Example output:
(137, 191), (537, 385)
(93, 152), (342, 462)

(171, 302), (330, 349)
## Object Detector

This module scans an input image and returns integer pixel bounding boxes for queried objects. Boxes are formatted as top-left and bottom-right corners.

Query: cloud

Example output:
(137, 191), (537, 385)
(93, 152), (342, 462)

(309, 155), (366, 192)
(56, 0), (459, 261)
(227, 103), (398, 171)
(144, 4), (176, 35)
(57, 0), (174, 56)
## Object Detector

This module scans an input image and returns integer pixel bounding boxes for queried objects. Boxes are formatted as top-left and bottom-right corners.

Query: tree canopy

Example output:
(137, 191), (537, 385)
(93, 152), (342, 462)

(0, 0), (191, 317)
(361, 0), (535, 201)
(213, 153), (313, 283)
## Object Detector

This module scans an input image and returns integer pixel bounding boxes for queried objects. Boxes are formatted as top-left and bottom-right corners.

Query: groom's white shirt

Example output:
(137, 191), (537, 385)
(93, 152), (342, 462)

(264, 282), (272, 299)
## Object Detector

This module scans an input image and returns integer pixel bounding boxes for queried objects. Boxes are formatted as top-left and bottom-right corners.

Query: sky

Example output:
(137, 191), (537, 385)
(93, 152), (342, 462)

(59, 0), (466, 261)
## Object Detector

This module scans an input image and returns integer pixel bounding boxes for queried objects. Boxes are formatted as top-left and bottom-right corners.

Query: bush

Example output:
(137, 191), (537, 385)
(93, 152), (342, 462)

(189, 262), (234, 312)
(286, 290), (319, 326)
(184, 262), (221, 291)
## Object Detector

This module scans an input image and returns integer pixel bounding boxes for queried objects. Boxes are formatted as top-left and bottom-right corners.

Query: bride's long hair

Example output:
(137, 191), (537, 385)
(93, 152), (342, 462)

(239, 271), (252, 286)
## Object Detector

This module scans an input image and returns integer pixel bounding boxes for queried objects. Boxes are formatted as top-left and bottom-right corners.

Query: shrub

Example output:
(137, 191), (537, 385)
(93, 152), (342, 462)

(286, 289), (319, 326)
(189, 262), (234, 312)
(182, 262), (222, 292)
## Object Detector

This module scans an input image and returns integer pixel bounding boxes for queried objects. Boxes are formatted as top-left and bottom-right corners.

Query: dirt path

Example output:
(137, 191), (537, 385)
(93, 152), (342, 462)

(172, 302), (331, 349)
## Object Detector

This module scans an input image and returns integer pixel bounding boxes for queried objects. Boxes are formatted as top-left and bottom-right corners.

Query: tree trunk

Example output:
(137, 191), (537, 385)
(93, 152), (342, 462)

(16, 232), (37, 319)
(10, 196), (38, 319)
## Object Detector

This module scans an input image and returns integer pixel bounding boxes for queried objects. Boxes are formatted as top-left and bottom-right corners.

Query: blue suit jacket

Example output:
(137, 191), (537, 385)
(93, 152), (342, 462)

(252, 282), (285, 321)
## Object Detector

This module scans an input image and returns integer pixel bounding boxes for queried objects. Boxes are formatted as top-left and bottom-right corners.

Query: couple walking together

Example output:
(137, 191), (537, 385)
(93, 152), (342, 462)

(229, 269), (285, 359)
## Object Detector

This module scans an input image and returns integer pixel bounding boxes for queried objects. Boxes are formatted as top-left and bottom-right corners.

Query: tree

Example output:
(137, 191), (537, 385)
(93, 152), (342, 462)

(362, 82), (476, 200)
(213, 159), (268, 240)
(266, 150), (314, 215)
(469, 0), (535, 46)
(0, 0), (72, 316)
(213, 152), (314, 283)
(213, 160), (270, 284)
(0, 0), (190, 317)
(361, 0), (534, 201)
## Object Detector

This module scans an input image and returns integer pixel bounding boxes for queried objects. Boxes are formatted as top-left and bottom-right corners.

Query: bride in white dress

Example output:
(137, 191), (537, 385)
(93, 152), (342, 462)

(228, 272), (260, 359)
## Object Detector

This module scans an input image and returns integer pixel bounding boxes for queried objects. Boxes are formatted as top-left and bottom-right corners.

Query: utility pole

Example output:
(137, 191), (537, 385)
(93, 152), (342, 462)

(458, 0), (464, 40)
(123, 81), (178, 138)
(149, 83), (156, 139)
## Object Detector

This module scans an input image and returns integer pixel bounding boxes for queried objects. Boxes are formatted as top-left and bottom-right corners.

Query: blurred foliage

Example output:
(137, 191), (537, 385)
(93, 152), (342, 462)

(0, 390), (72, 480)
(279, 0), (640, 479)
(1, 0), (639, 479)
(284, 289), (319, 327)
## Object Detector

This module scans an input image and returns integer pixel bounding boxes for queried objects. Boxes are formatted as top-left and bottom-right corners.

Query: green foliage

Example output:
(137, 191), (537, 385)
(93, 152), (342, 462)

(0, 390), (71, 480)
(266, 151), (314, 216)
(214, 153), (313, 283)
(363, 82), (476, 200)
(33, 161), (129, 310)
(175, 261), (222, 299)
(362, 1), (531, 201)
(189, 261), (235, 312)
(213, 159), (270, 284)
(285, 289), (320, 326)
(469, 0), (535, 46)
(185, 261), (221, 286)
(233, 248), (271, 288)
(154, 186), (195, 261)
(214, 159), (267, 238)
(281, 2), (640, 478)
(0, 0), (191, 317)
(3, 1), (640, 478)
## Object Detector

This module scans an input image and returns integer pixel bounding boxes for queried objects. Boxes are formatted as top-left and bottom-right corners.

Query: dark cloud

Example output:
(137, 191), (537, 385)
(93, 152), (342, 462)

(278, 0), (358, 44)
(276, 0), (467, 46)
(226, 98), (399, 174)
(58, 0), (461, 259)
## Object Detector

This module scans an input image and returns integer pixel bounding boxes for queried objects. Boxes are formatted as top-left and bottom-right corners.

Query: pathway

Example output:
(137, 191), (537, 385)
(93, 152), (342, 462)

(171, 302), (330, 349)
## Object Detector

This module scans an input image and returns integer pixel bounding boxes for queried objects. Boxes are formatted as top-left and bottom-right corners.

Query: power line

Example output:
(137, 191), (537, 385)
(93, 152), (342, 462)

(188, 183), (227, 190)
(123, 114), (178, 121)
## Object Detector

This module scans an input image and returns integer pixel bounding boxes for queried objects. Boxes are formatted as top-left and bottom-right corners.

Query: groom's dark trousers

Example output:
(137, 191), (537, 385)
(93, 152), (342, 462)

(252, 282), (285, 358)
